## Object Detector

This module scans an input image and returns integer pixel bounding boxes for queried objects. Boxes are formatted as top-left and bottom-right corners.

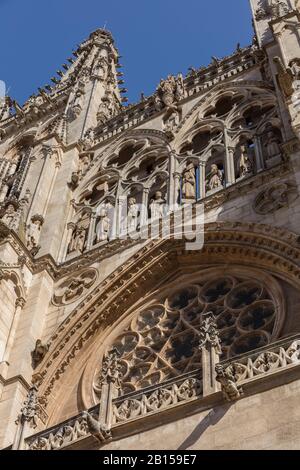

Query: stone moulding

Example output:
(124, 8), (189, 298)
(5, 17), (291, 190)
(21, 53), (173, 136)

(25, 334), (300, 450)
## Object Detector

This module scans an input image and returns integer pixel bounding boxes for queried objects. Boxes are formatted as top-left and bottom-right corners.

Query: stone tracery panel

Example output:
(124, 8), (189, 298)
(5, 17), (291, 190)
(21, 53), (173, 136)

(93, 272), (283, 397)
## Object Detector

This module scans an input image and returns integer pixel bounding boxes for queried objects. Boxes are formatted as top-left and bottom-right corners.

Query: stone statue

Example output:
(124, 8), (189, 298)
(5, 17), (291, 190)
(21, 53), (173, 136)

(127, 197), (138, 232)
(0, 182), (9, 203)
(156, 74), (185, 109)
(82, 128), (95, 150)
(238, 146), (253, 177)
(79, 154), (91, 176)
(273, 56), (294, 99)
(290, 58), (300, 82)
(97, 94), (116, 124)
(92, 56), (108, 81)
(0, 96), (12, 121)
(206, 164), (223, 191)
(1, 204), (18, 228)
(215, 364), (243, 402)
(96, 208), (110, 242)
(265, 129), (281, 159)
(69, 89), (84, 120)
(182, 163), (196, 200)
(26, 214), (44, 253)
(149, 191), (166, 220)
(31, 339), (49, 368)
(69, 226), (86, 253)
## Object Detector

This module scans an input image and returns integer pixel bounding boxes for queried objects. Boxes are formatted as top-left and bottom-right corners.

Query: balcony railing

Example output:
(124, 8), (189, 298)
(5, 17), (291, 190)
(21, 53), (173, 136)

(25, 333), (300, 450)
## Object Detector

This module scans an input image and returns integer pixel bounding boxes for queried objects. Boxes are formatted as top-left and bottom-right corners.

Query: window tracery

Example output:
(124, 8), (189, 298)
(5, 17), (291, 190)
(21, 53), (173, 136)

(93, 273), (282, 397)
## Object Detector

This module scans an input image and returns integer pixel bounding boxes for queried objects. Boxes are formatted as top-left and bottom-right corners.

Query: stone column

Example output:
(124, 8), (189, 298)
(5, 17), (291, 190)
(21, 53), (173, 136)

(0, 297), (26, 378)
(168, 152), (176, 209)
(226, 147), (236, 186)
(140, 188), (149, 236)
(173, 171), (181, 207)
(199, 312), (222, 397)
(254, 136), (264, 172)
(198, 161), (206, 200)
(87, 212), (97, 250)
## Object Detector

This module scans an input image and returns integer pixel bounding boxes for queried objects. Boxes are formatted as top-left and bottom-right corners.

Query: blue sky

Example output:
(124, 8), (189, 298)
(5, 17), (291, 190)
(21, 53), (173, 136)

(0, 0), (253, 105)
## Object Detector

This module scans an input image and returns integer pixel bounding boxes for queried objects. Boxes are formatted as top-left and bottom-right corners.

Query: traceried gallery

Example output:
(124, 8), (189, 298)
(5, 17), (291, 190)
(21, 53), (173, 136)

(1, 0), (300, 451)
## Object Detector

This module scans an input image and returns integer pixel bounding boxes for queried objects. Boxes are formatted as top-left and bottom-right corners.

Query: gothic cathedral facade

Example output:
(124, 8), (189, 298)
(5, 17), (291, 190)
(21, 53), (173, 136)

(1, 0), (300, 450)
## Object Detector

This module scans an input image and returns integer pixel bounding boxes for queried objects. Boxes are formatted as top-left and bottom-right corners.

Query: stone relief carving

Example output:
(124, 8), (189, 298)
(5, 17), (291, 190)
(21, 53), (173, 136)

(95, 275), (281, 395)
(17, 387), (39, 429)
(52, 268), (98, 306)
(112, 376), (202, 424)
(28, 409), (99, 450)
(224, 339), (300, 384)
(199, 312), (222, 354)
(255, 0), (291, 21)
(254, 181), (298, 214)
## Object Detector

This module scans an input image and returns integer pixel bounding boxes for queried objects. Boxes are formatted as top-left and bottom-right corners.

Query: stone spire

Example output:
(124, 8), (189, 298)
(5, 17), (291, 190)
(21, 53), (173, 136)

(60, 28), (125, 143)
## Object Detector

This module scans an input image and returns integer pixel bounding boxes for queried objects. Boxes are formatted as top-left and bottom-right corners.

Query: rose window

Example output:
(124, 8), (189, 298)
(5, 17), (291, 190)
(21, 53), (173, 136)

(94, 274), (282, 396)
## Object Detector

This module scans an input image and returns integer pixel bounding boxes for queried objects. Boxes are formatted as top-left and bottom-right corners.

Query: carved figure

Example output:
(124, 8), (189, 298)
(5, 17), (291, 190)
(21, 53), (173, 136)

(206, 164), (223, 190)
(96, 208), (110, 242)
(149, 191), (166, 219)
(239, 145), (253, 177)
(182, 163), (196, 200)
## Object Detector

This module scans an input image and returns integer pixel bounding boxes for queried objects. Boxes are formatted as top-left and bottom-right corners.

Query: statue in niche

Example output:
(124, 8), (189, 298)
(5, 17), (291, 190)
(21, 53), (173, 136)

(265, 129), (281, 159)
(68, 225), (87, 253)
(1, 203), (18, 228)
(69, 88), (84, 120)
(127, 197), (139, 232)
(96, 208), (110, 242)
(238, 146), (253, 177)
(68, 213), (89, 254)
(26, 214), (44, 255)
(182, 163), (196, 200)
(92, 56), (108, 81)
(206, 164), (223, 191)
(149, 191), (166, 220)
(97, 93), (116, 124)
